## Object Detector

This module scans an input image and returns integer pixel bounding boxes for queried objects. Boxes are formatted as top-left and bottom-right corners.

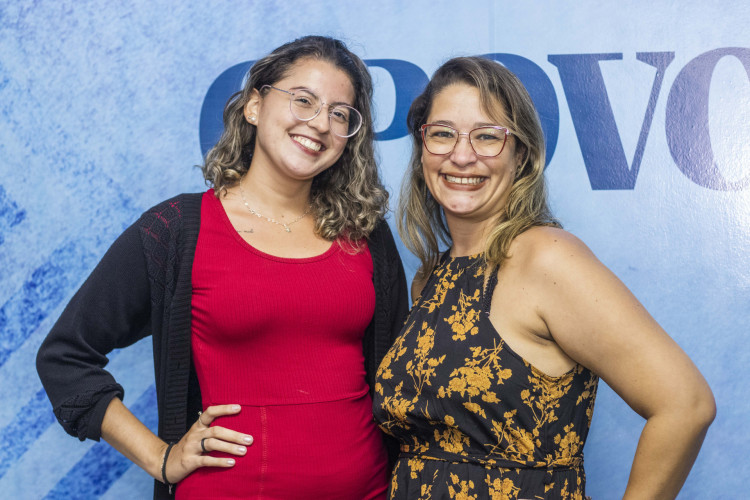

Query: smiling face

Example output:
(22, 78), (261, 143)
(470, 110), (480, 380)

(421, 83), (522, 227)
(245, 58), (356, 184)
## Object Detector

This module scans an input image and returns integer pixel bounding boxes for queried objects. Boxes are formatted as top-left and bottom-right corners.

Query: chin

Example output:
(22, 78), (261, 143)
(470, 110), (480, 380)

(441, 198), (481, 213)
(283, 162), (331, 180)
(444, 206), (481, 218)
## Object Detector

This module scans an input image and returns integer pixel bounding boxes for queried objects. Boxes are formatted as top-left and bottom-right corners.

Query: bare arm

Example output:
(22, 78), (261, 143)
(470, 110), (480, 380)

(100, 399), (253, 485)
(527, 228), (715, 498)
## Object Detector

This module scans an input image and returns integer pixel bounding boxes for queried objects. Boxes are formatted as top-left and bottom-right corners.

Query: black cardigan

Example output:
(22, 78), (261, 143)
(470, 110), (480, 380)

(36, 193), (409, 498)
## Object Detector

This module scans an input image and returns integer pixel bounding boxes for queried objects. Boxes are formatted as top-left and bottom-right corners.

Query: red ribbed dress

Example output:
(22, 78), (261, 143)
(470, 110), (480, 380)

(177, 190), (388, 499)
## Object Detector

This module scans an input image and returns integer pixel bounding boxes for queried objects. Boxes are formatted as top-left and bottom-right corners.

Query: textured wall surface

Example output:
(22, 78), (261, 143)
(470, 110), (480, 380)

(1, 0), (748, 498)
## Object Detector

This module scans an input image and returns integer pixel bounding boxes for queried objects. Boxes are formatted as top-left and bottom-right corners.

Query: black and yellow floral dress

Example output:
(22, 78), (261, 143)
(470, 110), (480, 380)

(373, 254), (598, 500)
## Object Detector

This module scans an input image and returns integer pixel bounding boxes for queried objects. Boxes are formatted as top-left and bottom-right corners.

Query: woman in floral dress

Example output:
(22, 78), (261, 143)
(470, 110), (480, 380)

(373, 56), (715, 499)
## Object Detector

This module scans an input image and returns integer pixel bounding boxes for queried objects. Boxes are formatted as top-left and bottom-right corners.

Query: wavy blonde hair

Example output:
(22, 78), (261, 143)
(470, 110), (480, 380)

(201, 36), (387, 241)
(398, 56), (560, 276)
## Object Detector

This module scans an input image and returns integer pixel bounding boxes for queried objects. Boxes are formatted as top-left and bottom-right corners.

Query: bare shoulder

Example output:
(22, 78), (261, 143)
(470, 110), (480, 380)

(411, 266), (431, 302)
(509, 226), (599, 277)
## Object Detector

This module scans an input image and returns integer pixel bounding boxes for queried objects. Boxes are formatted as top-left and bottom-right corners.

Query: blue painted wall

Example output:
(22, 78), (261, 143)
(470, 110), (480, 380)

(1, 1), (748, 497)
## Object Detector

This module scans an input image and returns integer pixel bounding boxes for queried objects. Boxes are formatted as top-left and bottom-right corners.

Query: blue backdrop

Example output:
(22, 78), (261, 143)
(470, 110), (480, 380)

(1, 1), (748, 498)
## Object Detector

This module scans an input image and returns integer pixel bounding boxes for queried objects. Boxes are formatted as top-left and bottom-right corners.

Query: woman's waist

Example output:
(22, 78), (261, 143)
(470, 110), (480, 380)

(179, 398), (388, 499)
(398, 443), (583, 471)
(202, 384), (372, 408)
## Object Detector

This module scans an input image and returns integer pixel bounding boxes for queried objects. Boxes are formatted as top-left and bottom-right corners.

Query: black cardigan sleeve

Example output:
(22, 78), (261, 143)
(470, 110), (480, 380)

(366, 219), (409, 467)
(36, 218), (152, 441)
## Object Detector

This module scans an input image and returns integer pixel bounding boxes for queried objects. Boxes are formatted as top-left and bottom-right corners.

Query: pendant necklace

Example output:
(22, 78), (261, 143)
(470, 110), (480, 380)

(238, 182), (311, 233)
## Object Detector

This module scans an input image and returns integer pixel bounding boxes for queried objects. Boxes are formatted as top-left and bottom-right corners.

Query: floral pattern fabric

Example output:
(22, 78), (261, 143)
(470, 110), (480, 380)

(373, 254), (598, 499)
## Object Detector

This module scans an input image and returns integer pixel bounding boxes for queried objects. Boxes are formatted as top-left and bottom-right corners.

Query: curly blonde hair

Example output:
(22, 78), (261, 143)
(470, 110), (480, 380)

(398, 56), (560, 276)
(201, 36), (387, 241)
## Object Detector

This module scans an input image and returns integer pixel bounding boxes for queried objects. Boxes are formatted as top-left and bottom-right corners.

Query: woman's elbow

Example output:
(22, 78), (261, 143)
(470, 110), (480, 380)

(675, 380), (716, 433)
(654, 378), (716, 433)
(693, 385), (717, 430)
(35, 338), (51, 381)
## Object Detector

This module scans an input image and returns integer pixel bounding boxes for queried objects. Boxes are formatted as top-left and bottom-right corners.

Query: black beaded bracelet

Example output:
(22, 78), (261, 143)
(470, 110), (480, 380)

(162, 442), (175, 494)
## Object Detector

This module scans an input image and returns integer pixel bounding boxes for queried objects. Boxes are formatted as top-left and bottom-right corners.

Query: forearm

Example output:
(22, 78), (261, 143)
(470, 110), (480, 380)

(623, 411), (711, 499)
(100, 397), (168, 481)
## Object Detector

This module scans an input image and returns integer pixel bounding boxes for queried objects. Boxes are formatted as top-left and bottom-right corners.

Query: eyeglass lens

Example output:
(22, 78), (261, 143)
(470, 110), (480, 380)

(422, 125), (507, 157)
(289, 90), (361, 137)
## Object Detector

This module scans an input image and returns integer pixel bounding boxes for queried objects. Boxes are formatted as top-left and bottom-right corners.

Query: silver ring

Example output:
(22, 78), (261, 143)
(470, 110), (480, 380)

(201, 437), (208, 453)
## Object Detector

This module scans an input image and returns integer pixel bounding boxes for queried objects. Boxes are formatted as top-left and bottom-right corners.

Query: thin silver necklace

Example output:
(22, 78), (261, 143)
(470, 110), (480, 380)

(238, 182), (311, 233)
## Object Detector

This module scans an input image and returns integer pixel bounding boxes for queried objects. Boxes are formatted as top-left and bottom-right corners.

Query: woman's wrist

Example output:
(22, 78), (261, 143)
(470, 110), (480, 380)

(161, 442), (176, 492)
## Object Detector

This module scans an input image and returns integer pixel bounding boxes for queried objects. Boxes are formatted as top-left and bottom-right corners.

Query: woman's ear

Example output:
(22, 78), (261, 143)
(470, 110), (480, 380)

(244, 88), (261, 124)
(514, 141), (528, 168)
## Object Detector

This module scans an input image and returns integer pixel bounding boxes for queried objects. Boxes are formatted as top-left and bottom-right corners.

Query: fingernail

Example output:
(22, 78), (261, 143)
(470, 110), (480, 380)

(227, 459), (235, 466)
(236, 446), (247, 454)
(231, 405), (241, 411)
(243, 436), (253, 445)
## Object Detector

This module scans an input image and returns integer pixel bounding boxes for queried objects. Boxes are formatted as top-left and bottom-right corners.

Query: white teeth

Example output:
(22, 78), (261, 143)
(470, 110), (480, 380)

(293, 136), (322, 152)
(444, 174), (484, 185)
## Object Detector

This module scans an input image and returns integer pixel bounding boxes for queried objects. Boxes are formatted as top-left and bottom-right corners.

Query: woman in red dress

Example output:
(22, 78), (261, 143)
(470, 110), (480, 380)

(37, 36), (408, 499)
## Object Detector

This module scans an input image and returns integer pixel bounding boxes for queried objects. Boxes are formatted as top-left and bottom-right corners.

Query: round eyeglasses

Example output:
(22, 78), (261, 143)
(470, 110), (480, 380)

(261, 85), (363, 138)
(420, 124), (512, 157)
